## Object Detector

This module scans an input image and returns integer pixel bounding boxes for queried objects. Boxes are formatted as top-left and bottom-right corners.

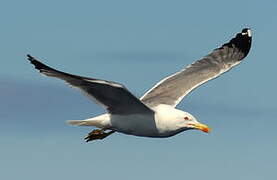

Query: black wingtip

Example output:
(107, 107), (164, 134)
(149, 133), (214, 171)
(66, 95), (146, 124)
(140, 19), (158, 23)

(231, 28), (252, 54)
(27, 54), (34, 62)
(241, 28), (251, 37)
(26, 54), (54, 72)
(221, 28), (252, 59)
(26, 54), (42, 69)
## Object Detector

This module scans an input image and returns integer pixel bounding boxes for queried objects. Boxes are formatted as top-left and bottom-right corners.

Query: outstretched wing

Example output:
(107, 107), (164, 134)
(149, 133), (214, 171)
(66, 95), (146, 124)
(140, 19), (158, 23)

(141, 28), (252, 107)
(27, 55), (153, 115)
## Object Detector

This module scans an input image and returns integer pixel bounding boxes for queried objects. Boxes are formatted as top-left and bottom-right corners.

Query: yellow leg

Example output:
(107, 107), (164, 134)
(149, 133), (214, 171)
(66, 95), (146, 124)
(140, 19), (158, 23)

(84, 129), (115, 142)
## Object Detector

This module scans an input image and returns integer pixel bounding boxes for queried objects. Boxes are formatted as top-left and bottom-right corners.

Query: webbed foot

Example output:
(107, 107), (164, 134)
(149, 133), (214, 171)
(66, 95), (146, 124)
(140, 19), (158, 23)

(84, 129), (115, 142)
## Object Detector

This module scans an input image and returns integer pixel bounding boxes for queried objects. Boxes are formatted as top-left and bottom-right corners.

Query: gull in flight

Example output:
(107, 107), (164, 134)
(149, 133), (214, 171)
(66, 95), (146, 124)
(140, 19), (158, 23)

(27, 28), (252, 142)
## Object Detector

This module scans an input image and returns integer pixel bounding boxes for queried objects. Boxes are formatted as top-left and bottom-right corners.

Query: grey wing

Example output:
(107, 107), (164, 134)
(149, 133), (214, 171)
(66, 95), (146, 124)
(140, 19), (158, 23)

(141, 28), (252, 107)
(27, 55), (153, 115)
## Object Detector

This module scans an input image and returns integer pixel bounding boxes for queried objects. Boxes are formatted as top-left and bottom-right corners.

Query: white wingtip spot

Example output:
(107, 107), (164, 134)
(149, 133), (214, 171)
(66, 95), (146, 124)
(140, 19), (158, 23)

(247, 29), (251, 37)
(242, 29), (251, 37)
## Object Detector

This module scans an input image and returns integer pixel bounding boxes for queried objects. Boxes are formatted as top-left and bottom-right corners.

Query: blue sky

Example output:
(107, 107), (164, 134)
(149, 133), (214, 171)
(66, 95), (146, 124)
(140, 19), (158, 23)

(1, 0), (277, 179)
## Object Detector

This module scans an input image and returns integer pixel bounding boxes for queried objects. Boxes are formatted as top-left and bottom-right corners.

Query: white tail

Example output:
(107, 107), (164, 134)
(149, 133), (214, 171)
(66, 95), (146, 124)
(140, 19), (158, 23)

(67, 120), (93, 126)
(67, 114), (110, 128)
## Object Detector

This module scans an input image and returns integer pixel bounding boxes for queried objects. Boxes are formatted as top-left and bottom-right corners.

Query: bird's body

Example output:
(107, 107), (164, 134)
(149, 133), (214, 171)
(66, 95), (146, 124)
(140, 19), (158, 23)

(27, 28), (252, 142)
(71, 105), (196, 137)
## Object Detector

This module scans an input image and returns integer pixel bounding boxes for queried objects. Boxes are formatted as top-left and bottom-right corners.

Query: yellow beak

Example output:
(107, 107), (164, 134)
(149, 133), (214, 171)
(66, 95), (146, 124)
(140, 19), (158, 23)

(192, 123), (211, 133)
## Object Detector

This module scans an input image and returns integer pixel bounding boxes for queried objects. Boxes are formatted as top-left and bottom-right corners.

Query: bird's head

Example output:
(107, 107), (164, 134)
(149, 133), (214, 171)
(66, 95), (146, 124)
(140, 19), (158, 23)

(179, 112), (210, 133)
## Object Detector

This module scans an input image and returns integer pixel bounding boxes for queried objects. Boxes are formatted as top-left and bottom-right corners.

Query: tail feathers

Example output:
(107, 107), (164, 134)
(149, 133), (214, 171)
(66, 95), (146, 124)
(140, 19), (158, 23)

(67, 120), (96, 126)
(67, 114), (109, 127)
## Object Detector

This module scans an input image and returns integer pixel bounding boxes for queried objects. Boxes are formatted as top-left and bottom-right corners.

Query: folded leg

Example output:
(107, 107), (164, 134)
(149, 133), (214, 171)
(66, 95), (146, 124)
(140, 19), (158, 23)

(85, 129), (115, 142)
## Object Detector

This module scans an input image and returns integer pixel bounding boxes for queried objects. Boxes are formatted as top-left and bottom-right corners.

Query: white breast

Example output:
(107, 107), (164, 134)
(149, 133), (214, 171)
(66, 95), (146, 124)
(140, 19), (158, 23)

(152, 105), (184, 136)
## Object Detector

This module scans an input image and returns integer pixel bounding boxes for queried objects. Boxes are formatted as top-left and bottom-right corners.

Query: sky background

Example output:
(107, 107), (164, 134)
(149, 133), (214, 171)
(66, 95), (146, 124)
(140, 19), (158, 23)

(1, 0), (277, 179)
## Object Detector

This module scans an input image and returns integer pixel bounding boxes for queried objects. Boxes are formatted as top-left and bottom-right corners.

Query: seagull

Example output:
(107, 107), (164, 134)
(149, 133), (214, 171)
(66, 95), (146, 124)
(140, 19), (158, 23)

(27, 28), (252, 142)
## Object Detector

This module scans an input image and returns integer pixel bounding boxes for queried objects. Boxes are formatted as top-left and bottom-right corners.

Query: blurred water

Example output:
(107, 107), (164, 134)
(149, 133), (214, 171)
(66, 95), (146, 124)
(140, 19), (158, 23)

(1, 0), (277, 179)
(0, 80), (276, 180)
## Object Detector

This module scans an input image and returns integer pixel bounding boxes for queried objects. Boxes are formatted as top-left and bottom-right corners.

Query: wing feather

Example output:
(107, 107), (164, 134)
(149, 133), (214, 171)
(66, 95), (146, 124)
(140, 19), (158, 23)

(141, 28), (252, 107)
(27, 55), (153, 115)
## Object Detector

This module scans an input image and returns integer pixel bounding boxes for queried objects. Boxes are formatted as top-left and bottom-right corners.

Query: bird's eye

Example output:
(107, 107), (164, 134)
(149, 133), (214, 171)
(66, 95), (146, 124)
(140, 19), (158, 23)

(184, 117), (189, 120)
